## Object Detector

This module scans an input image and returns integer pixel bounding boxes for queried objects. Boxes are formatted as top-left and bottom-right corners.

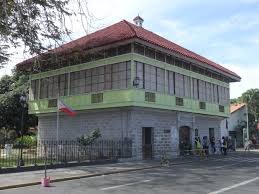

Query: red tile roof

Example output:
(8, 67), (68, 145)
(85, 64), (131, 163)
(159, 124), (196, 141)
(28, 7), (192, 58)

(230, 103), (246, 113)
(16, 20), (240, 79)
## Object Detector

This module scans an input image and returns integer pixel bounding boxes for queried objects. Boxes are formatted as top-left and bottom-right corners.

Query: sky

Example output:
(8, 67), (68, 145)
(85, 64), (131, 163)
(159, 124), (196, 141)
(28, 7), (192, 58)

(1, 0), (259, 99)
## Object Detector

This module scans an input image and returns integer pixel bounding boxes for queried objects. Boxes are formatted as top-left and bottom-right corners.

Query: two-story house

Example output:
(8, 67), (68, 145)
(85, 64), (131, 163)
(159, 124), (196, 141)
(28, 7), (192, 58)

(17, 16), (241, 159)
(220, 103), (249, 147)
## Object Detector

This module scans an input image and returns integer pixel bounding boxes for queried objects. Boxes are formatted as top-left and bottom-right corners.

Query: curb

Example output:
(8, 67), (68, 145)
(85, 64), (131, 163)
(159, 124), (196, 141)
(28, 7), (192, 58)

(0, 159), (118, 174)
(0, 160), (195, 191)
(0, 165), (160, 191)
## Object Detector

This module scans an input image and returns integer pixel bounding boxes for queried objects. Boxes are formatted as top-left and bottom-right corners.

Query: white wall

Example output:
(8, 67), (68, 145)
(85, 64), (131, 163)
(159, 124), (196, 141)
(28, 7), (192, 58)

(220, 105), (248, 147)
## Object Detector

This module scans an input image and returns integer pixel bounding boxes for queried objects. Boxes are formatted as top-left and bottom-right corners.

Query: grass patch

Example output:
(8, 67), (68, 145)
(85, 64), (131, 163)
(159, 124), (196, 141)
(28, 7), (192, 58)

(0, 158), (56, 168)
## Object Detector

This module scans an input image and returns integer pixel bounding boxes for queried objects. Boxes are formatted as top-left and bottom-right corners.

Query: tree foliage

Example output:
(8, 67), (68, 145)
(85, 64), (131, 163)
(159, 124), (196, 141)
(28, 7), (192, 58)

(232, 88), (259, 136)
(0, 72), (37, 135)
(77, 129), (101, 146)
(0, 0), (91, 67)
(241, 89), (259, 120)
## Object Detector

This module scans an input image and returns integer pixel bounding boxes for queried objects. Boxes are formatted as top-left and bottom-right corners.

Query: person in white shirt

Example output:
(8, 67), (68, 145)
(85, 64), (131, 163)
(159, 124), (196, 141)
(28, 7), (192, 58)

(221, 137), (224, 154)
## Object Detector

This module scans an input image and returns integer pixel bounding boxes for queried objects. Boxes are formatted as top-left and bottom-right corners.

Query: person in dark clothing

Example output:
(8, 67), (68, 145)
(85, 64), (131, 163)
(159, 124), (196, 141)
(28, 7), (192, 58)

(222, 136), (227, 155)
(251, 135), (257, 149)
(202, 136), (209, 156)
(210, 136), (216, 154)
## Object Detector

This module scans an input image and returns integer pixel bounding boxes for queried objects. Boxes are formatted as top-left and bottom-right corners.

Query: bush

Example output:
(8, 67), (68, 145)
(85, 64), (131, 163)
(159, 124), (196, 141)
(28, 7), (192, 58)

(77, 129), (101, 146)
(0, 131), (5, 143)
(16, 135), (37, 147)
(7, 130), (18, 140)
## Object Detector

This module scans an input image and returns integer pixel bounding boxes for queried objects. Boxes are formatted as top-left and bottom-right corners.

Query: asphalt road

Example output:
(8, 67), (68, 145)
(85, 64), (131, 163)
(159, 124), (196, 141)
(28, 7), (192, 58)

(2, 152), (259, 194)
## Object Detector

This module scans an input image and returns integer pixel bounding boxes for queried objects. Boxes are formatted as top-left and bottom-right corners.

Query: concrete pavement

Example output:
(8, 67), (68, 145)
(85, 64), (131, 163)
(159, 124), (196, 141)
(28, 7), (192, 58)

(0, 154), (219, 190)
(1, 152), (259, 193)
(0, 161), (161, 190)
(1, 152), (259, 194)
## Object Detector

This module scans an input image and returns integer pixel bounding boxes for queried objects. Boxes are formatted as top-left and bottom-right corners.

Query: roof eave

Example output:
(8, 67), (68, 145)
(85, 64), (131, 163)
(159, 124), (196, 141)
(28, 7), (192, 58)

(134, 38), (241, 82)
(16, 38), (137, 72)
(230, 104), (246, 114)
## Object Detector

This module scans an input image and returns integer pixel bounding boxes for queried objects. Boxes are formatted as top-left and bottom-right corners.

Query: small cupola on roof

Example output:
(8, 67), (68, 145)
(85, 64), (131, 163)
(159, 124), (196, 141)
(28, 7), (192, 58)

(133, 15), (144, 27)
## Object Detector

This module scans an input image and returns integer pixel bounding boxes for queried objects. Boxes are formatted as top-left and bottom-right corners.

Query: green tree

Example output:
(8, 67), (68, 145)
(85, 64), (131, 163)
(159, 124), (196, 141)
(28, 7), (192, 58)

(230, 98), (239, 104)
(241, 89), (259, 121)
(0, 73), (37, 137)
(238, 89), (259, 137)
(0, 0), (91, 66)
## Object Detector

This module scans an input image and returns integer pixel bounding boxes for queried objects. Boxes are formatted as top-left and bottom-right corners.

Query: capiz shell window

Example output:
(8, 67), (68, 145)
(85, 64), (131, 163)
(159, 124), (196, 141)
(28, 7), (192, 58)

(69, 61), (131, 95)
(39, 74), (68, 99)
(30, 79), (39, 100)
(38, 62), (130, 99)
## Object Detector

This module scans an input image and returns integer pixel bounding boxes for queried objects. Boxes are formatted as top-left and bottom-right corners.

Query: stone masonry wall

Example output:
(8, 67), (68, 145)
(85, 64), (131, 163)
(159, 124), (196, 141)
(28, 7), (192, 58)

(38, 107), (222, 160)
(38, 108), (131, 141)
(129, 108), (177, 159)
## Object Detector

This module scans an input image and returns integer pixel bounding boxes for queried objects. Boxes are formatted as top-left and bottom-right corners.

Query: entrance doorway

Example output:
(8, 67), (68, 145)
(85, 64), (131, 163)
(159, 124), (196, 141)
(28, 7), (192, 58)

(179, 126), (191, 155)
(142, 127), (153, 159)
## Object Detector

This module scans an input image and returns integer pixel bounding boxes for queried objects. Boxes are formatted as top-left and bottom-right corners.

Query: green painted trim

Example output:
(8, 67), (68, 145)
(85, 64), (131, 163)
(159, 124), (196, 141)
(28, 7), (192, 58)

(130, 59), (135, 89)
(132, 54), (229, 88)
(31, 54), (133, 80)
(30, 53), (229, 88)
(67, 72), (71, 96)
(29, 89), (229, 117)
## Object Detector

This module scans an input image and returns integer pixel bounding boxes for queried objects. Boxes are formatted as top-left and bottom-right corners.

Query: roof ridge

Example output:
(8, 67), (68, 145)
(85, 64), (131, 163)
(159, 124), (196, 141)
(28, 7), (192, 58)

(124, 20), (240, 78)
(16, 19), (240, 80)
(123, 20), (137, 37)
(230, 103), (246, 113)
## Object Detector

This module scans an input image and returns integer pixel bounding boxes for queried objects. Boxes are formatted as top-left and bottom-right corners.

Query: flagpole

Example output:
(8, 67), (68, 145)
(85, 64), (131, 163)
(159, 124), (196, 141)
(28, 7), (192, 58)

(57, 77), (60, 143)
(57, 101), (59, 142)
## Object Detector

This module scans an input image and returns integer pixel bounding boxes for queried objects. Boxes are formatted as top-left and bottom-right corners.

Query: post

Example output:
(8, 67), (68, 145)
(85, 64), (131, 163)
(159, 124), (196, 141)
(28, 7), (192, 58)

(19, 110), (24, 166)
(44, 145), (47, 179)
(17, 95), (26, 167)
(246, 104), (249, 141)
(57, 80), (60, 142)
(57, 109), (59, 142)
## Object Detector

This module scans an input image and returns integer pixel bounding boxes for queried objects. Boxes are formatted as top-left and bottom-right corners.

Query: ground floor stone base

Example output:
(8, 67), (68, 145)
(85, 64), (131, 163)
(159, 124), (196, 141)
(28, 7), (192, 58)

(37, 107), (225, 159)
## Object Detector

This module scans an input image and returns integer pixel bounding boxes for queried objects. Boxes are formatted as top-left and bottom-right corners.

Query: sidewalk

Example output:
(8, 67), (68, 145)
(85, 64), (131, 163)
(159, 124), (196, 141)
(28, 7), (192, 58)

(0, 156), (202, 190)
(0, 155), (229, 190)
(236, 148), (259, 152)
(0, 161), (161, 190)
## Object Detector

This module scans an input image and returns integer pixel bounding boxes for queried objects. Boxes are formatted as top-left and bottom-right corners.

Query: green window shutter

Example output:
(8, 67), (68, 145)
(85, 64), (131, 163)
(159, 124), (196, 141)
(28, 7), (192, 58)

(219, 105), (225, 113)
(199, 101), (206, 110)
(48, 99), (57, 108)
(145, 92), (156, 102)
(176, 97), (184, 106)
(91, 93), (103, 103)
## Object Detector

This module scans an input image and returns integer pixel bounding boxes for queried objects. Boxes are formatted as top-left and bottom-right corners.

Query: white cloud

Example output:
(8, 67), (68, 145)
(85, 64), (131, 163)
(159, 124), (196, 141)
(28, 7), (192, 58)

(223, 63), (259, 98)
(0, 46), (32, 78)
(238, 0), (259, 3)
(159, 11), (259, 99)
(160, 11), (259, 46)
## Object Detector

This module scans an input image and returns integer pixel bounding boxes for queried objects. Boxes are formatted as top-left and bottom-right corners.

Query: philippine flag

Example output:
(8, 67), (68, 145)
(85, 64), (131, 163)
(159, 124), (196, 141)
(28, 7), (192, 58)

(58, 100), (77, 116)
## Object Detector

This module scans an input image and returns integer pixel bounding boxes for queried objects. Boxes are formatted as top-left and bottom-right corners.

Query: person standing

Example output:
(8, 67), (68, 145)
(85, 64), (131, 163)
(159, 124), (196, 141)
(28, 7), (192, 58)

(195, 136), (202, 156)
(228, 136), (233, 151)
(210, 136), (216, 154)
(221, 136), (224, 154)
(216, 139), (221, 154)
(202, 136), (209, 156)
(251, 135), (257, 149)
(222, 137), (227, 155)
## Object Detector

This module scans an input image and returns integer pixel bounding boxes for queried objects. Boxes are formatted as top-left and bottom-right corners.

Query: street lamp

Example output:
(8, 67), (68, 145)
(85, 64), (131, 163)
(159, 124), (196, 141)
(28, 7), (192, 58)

(17, 94), (27, 167)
